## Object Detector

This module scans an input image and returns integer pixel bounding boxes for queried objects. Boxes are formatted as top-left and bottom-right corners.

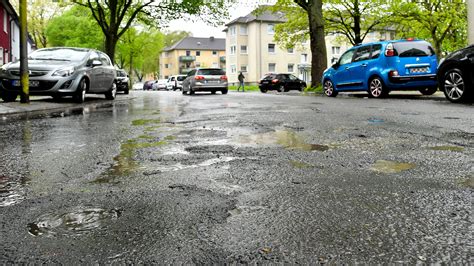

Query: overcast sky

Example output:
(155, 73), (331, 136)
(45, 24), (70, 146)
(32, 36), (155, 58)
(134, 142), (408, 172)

(164, 1), (276, 38)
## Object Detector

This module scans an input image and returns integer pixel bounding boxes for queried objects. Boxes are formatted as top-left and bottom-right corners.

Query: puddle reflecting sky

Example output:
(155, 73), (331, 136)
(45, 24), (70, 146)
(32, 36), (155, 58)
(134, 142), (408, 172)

(238, 130), (330, 151)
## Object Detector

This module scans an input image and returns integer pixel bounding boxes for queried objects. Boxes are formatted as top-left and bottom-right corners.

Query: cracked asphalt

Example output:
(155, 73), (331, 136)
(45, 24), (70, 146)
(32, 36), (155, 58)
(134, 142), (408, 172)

(0, 90), (472, 263)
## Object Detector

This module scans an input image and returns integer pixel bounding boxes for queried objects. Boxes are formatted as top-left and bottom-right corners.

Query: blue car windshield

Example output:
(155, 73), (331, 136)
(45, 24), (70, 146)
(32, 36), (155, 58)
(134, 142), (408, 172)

(29, 48), (89, 62)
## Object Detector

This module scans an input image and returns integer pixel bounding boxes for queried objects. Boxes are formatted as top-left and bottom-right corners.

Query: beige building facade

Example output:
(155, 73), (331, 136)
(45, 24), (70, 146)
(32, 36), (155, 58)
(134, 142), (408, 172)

(225, 9), (396, 85)
(160, 37), (225, 79)
(225, 11), (312, 85)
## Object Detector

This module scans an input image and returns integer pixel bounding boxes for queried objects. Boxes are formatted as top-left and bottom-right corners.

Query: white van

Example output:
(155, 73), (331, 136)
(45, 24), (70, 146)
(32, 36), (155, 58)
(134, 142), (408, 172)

(166, 75), (187, 91)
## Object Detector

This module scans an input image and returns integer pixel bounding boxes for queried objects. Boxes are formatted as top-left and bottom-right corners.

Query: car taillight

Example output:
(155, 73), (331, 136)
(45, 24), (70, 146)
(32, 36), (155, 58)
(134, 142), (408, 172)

(271, 79), (279, 84)
(195, 76), (204, 80)
(385, 43), (395, 57)
(389, 70), (399, 77)
(406, 37), (414, 41)
(220, 75), (227, 80)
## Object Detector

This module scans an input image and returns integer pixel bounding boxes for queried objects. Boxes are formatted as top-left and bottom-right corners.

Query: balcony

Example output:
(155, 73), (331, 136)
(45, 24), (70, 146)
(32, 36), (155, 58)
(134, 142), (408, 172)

(220, 56), (226, 63)
(179, 56), (196, 62)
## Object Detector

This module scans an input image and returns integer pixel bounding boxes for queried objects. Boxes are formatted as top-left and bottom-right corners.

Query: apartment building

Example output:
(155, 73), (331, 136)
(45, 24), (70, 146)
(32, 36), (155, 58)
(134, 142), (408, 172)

(160, 37), (225, 79)
(225, 8), (397, 85)
(224, 10), (312, 85)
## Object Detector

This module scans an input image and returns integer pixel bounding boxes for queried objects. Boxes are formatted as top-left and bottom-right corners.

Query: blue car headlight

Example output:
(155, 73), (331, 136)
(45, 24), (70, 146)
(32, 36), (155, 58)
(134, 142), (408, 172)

(52, 66), (75, 77)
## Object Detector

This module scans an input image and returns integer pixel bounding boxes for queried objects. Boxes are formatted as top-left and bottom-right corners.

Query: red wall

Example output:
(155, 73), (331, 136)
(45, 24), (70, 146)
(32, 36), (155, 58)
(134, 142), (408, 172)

(0, 6), (10, 64)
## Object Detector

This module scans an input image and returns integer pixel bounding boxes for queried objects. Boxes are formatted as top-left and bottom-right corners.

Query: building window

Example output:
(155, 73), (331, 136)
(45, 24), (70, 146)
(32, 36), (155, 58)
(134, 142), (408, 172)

(268, 63), (276, 72)
(164, 64), (169, 68)
(212, 62), (218, 68)
(240, 65), (247, 72)
(186, 50), (191, 56)
(164, 52), (169, 57)
(332, 46), (341, 55)
(230, 26), (236, 36)
(196, 51), (201, 56)
(267, 23), (274, 34)
(3, 12), (7, 33)
(230, 65), (236, 73)
(287, 47), (294, 54)
(196, 62), (201, 67)
(212, 50), (217, 56)
(240, 45), (247, 54)
(240, 25), (248, 35)
(301, 53), (308, 63)
(230, 45), (236, 55)
(268, 43), (275, 54)
(288, 64), (294, 72)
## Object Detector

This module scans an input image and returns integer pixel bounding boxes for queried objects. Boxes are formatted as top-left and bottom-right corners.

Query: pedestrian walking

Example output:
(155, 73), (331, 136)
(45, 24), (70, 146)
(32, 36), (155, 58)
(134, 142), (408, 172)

(237, 71), (245, 92)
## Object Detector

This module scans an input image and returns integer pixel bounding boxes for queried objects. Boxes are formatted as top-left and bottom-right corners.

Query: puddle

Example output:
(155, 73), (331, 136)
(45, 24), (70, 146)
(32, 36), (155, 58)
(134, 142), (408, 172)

(0, 175), (27, 207)
(368, 118), (385, 124)
(458, 175), (474, 188)
(370, 160), (416, 174)
(239, 130), (330, 151)
(93, 139), (167, 183)
(429, 145), (464, 152)
(290, 160), (314, 168)
(143, 156), (237, 174)
(131, 119), (161, 126)
(28, 207), (121, 237)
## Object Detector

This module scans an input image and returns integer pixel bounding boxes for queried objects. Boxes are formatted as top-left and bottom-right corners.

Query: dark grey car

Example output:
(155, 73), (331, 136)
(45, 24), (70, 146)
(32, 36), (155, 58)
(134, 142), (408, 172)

(182, 68), (228, 95)
(0, 47), (117, 103)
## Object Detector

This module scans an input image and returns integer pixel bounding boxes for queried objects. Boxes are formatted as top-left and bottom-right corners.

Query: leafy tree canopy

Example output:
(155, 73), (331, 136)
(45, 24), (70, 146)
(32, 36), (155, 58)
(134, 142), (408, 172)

(390, 0), (467, 56)
(73, 0), (230, 63)
(45, 5), (104, 50)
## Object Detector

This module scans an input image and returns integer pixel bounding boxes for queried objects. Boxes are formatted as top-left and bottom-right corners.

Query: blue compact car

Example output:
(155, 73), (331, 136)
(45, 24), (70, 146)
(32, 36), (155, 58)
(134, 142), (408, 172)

(322, 39), (438, 98)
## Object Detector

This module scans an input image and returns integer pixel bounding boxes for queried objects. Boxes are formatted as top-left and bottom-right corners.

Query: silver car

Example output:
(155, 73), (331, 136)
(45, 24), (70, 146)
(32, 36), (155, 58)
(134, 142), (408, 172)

(0, 47), (117, 103)
(182, 68), (228, 95)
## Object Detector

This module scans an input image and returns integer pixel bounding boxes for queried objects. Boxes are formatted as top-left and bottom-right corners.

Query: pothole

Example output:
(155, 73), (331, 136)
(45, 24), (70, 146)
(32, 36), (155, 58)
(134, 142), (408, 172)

(370, 160), (416, 174)
(28, 207), (122, 237)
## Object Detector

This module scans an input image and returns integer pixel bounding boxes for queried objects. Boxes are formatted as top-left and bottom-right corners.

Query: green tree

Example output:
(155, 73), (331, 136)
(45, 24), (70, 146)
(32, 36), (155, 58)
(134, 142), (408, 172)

(272, 0), (391, 48)
(73, 0), (229, 64)
(11, 1), (66, 48)
(271, 0), (327, 87)
(293, 0), (327, 88)
(45, 6), (104, 50)
(163, 31), (192, 47)
(391, 0), (467, 57)
(324, 0), (390, 45)
(116, 27), (165, 82)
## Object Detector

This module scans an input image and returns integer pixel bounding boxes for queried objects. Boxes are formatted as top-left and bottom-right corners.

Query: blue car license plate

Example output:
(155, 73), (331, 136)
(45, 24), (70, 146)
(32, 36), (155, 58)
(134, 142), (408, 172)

(410, 67), (429, 74)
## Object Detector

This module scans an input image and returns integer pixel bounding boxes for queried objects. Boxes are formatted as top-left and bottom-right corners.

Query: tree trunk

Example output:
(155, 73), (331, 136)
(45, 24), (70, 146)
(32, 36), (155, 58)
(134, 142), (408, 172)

(353, 0), (362, 44)
(105, 34), (118, 64)
(308, 1), (327, 88)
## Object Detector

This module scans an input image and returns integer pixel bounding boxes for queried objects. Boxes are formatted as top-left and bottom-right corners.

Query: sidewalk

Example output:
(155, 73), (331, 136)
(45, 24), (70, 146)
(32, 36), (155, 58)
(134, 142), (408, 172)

(0, 95), (133, 117)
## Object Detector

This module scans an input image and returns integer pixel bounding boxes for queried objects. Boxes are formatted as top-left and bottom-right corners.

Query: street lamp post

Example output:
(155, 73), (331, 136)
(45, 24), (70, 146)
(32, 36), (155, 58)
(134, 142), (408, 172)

(19, 0), (29, 103)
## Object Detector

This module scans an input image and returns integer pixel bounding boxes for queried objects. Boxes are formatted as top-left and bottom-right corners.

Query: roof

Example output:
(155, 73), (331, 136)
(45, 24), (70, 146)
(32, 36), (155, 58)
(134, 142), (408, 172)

(225, 8), (286, 27)
(163, 37), (225, 52)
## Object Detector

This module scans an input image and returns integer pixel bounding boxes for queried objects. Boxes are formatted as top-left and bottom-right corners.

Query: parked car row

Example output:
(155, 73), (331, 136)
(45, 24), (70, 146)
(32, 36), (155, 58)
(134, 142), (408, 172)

(321, 39), (473, 103)
(0, 47), (118, 103)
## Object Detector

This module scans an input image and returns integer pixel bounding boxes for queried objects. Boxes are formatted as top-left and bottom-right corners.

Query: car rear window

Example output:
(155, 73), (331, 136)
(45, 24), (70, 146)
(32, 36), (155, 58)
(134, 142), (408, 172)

(196, 69), (225, 75)
(393, 42), (435, 57)
(262, 74), (277, 80)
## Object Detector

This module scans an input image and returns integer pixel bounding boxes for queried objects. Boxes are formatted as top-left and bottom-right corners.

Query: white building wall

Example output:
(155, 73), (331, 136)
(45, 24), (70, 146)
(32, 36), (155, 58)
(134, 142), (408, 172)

(11, 21), (33, 63)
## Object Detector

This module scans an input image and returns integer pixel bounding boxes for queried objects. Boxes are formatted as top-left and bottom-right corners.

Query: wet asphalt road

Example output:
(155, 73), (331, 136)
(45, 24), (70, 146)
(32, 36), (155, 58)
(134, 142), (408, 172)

(0, 90), (472, 263)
